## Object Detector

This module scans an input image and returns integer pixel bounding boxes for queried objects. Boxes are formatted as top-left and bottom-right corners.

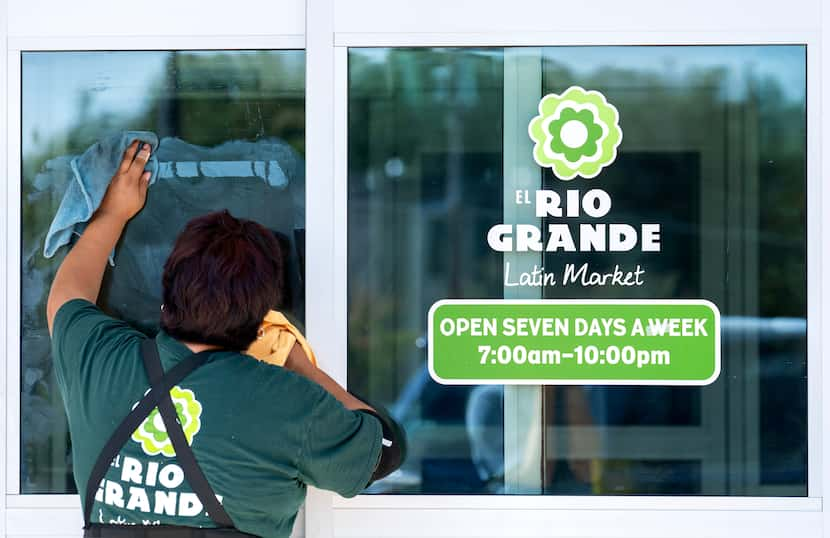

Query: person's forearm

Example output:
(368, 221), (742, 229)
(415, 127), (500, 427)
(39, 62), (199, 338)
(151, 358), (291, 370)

(284, 346), (375, 411)
(46, 211), (127, 332)
(308, 367), (375, 412)
(46, 139), (150, 334)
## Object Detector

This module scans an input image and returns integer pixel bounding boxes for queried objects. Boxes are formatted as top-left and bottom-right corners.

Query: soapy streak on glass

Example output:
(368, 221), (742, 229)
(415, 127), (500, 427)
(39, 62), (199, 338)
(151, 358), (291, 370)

(156, 161), (288, 186)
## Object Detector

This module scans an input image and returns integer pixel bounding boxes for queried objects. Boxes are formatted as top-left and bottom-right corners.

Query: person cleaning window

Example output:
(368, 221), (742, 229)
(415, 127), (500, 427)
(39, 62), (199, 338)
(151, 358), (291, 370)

(46, 140), (405, 538)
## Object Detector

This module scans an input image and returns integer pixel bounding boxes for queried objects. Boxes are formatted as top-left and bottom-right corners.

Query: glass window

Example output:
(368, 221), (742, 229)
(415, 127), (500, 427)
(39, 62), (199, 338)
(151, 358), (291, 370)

(21, 50), (305, 493)
(347, 46), (807, 495)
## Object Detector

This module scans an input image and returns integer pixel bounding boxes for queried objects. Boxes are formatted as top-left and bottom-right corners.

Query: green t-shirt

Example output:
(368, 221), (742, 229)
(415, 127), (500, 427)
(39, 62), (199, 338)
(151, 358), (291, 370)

(51, 298), (382, 538)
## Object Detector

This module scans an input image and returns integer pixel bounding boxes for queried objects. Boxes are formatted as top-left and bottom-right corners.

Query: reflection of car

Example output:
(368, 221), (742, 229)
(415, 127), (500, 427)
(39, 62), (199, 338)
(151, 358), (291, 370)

(368, 315), (808, 495)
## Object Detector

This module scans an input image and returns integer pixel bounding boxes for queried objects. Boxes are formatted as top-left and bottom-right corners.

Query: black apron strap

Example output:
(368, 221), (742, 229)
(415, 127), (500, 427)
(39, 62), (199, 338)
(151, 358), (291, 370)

(83, 340), (226, 529)
(140, 340), (235, 528)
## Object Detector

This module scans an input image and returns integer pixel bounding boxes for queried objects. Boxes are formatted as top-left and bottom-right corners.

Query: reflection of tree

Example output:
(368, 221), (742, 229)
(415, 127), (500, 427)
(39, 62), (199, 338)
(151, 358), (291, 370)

(348, 287), (421, 402)
(24, 51), (305, 249)
(544, 58), (806, 320)
(756, 74), (806, 319)
(147, 52), (305, 151)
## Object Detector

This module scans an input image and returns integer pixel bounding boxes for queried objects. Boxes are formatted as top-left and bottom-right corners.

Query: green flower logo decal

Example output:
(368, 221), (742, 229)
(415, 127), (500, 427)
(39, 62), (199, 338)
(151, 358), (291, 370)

(528, 86), (622, 180)
(131, 386), (203, 457)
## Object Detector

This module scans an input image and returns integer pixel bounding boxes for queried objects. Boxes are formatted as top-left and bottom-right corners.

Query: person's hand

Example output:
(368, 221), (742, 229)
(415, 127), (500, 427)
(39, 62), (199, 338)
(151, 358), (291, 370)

(96, 139), (152, 223)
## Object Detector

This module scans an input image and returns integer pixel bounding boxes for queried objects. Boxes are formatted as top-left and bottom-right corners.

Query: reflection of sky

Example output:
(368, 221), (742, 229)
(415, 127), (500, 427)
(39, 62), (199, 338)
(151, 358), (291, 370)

(22, 52), (168, 157)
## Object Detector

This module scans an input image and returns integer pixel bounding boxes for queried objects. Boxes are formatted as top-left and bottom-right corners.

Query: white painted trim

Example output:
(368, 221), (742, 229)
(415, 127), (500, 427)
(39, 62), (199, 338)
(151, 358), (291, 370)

(332, 47), (350, 392)
(6, 495), (80, 509)
(331, 495), (821, 511)
(6, 47), (21, 498)
(332, 0), (818, 36)
(8, 0), (305, 42)
(807, 32), (823, 500)
(8, 35), (304, 52)
(1, 0), (8, 535)
(303, 0), (337, 537)
(820, 2), (830, 535)
(6, 507), (82, 536)
(329, 508), (821, 538)
(334, 30), (814, 48)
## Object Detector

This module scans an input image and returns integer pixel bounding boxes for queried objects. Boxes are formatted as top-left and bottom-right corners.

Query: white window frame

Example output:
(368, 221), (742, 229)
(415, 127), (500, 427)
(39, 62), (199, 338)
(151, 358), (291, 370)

(2, 22), (307, 538)
(3, 0), (829, 537)
(303, 1), (829, 537)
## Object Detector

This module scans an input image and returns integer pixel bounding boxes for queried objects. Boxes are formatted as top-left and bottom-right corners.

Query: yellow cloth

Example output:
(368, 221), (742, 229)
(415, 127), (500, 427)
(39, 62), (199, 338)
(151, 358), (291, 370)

(245, 310), (318, 367)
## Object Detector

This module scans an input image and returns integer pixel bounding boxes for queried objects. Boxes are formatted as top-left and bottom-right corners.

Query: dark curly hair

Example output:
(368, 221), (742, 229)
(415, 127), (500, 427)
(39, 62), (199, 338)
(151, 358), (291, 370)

(160, 210), (284, 350)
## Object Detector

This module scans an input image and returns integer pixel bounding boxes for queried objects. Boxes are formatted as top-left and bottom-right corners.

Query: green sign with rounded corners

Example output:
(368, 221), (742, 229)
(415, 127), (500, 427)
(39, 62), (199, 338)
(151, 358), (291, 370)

(428, 300), (720, 386)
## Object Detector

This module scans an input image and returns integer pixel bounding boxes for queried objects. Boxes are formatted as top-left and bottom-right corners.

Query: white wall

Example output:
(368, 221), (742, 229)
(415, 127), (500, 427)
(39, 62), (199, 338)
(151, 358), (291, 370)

(334, 0), (820, 36)
(8, 0), (304, 39)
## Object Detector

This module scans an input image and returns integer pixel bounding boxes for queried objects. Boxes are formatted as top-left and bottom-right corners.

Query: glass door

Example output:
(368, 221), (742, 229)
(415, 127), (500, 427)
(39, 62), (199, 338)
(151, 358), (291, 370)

(346, 45), (807, 497)
(18, 49), (306, 495)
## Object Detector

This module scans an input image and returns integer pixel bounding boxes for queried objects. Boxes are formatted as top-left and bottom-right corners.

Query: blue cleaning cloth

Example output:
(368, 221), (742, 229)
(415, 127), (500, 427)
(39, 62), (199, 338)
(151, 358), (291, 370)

(43, 130), (160, 265)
